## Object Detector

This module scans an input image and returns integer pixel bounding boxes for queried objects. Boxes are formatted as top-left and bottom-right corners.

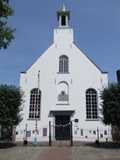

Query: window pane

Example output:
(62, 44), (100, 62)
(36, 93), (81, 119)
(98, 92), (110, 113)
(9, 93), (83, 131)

(29, 89), (41, 119)
(86, 89), (98, 119)
(59, 55), (69, 73)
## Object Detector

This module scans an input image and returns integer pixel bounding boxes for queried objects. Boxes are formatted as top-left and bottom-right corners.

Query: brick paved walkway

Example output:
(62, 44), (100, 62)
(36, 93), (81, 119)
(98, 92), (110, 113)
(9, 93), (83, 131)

(0, 145), (120, 160)
(0, 147), (45, 160)
(38, 147), (72, 160)
(72, 147), (120, 160)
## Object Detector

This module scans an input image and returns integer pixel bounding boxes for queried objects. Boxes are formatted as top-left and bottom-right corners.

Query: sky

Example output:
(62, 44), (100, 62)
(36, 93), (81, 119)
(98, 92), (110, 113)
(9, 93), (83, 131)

(0, 0), (120, 86)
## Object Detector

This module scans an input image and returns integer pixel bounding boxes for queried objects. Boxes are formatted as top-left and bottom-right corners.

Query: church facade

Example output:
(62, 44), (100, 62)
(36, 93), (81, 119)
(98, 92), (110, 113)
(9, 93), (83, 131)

(16, 5), (111, 142)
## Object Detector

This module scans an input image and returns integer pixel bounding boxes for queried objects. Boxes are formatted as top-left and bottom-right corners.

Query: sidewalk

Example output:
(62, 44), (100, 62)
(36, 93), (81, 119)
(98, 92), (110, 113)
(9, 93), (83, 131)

(38, 147), (72, 160)
(38, 146), (120, 160)
(0, 142), (120, 160)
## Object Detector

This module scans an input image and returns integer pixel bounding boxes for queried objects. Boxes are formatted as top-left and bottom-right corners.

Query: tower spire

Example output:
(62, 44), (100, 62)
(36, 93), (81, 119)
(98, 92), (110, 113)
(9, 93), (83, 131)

(62, 4), (66, 11)
(57, 4), (70, 27)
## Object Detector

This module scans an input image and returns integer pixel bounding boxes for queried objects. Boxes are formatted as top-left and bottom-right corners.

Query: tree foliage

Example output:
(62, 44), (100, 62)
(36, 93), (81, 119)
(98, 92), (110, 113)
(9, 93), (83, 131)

(0, 84), (24, 129)
(100, 83), (120, 129)
(0, 0), (15, 49)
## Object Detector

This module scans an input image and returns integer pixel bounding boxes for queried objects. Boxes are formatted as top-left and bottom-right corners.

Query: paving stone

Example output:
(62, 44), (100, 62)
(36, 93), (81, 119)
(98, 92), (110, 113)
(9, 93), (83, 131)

(0, 147), (45, 160)
(38, 147), (72, 160)
(72, 147), (120, 160)
(0, 144), (120, 160)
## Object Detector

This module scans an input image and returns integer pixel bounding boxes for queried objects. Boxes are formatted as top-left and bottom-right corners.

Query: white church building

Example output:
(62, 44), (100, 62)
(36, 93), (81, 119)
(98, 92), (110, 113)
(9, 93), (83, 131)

(16, 5), (111, 142)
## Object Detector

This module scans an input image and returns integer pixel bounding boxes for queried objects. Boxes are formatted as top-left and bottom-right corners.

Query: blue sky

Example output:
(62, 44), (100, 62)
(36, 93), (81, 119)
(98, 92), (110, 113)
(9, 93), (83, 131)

(0, 0), (120, 86)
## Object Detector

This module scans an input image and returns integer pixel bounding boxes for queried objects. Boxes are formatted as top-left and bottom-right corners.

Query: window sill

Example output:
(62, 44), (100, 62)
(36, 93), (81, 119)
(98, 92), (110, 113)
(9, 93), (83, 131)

(85, 119), (99, 121)
(56, 103), (70, 105)
(57, 72), (70, 74)
(27, 118), (40, 121)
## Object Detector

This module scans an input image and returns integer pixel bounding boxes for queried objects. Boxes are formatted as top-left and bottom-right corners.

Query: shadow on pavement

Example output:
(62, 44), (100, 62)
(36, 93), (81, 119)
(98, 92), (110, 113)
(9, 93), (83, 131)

(0, 142), (16, 149)
(0, 140), (120, 149)
(84, 142), (120, 149)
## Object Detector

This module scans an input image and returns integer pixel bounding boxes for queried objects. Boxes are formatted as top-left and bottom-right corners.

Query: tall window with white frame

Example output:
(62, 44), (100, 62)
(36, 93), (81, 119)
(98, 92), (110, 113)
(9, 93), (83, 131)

(86, 88), (98, 120)
(59, 55), (69, 73)
(29, 88), (41, 119)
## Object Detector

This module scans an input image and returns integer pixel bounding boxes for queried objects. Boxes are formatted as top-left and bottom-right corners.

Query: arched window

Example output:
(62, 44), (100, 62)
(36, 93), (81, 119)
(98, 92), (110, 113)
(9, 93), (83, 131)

(59, 55), (69, 73)
(29, 88), (41, 119)
(61, 15), (66, 26)
(86, 88), (98, 119)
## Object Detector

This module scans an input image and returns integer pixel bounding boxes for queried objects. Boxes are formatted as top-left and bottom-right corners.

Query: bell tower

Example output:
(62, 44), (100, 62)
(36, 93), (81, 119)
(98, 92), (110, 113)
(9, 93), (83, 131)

(57, 4), (70, 27)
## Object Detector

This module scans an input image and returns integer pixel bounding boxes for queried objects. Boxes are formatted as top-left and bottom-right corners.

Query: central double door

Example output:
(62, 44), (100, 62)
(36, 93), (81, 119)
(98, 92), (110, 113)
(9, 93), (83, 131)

(55, 115), (70, 140)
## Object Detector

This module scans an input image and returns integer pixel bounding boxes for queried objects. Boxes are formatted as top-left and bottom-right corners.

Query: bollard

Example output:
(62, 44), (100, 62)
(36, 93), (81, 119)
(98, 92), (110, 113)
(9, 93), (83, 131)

(23, 140), (28, 145)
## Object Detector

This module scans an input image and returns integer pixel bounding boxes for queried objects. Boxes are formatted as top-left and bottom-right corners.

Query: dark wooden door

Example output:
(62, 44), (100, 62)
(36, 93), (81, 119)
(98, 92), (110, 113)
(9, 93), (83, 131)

(55, 115), (70, 140)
